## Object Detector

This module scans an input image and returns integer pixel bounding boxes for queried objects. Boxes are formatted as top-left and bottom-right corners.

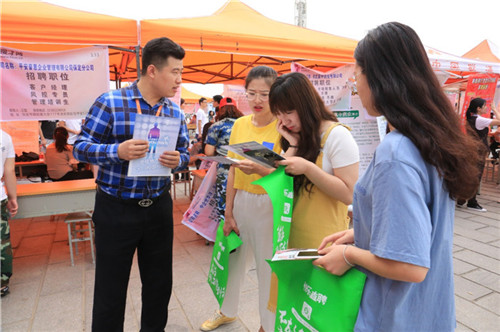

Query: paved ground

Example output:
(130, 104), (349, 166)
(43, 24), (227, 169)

(1, 173), (499, 331)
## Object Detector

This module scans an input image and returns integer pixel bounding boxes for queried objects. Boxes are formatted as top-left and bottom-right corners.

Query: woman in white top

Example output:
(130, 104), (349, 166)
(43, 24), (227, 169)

(457, 97), (500, 211)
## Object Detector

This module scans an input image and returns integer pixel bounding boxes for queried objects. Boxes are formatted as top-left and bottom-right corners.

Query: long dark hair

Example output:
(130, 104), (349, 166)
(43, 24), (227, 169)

(269, 72), (338, 193)
(53, 127), (69, 153)
(354, 22), (481, 200)
(466, 97), (486, 119)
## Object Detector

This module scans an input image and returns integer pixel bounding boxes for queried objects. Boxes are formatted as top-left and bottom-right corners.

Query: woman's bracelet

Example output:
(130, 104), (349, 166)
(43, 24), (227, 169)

(343, 244), (355, 267)
(289, 145), (299, 148)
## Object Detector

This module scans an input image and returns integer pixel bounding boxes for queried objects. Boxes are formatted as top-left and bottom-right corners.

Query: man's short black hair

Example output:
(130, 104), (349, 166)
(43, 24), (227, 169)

(212, 95), (223, 103)
(199, 97), (207, 105)
(141, 37), (185, 75)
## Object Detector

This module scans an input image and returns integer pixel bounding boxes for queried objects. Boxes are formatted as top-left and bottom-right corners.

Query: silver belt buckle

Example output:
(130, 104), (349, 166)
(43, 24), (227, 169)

(138, 199), (153, 208)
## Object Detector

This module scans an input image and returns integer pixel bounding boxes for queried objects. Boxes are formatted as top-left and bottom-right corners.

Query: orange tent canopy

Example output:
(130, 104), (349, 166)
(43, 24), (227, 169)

(181, 86), (208, 104)
(140, 0), (358, 84)
(1, 0), (139, 82)
(462, 40), (500, 63)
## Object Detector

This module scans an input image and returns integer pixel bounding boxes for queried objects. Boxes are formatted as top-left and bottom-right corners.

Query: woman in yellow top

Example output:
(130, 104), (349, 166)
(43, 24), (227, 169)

(271, 72), (359, 248)
(201, 66), (279, 332)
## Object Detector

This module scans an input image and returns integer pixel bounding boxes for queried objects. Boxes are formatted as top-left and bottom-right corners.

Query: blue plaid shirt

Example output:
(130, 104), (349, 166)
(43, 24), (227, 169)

(73, 81), (189, 199)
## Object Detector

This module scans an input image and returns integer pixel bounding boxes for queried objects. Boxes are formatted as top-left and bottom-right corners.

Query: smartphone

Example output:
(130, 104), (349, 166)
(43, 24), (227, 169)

(296, 249), (322, 259)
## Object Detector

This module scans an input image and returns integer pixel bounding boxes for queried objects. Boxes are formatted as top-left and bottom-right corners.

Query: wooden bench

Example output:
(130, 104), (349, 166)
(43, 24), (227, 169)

(15, 178), (96, 219)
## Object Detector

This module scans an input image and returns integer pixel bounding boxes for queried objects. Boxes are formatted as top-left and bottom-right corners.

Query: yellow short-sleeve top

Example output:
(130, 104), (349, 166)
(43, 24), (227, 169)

(228, 115), (281, 194)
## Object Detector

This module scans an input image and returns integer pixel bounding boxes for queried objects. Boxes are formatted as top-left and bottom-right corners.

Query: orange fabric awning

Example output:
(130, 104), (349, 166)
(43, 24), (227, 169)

(1, 0), (139, 82)
(462, 40), (500, 63)
(140, 0), (358, 84)
(181, 86), (208, 104)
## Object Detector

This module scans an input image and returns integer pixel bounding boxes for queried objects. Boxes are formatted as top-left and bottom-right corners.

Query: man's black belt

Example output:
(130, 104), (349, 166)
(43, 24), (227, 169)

(97, 187), (168, 208)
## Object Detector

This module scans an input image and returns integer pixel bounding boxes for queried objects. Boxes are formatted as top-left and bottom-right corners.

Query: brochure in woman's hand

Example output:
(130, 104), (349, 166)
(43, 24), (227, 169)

(222, 141), (285, 168)
(198, 155), (240, 165)
(272, 249), (323, 261)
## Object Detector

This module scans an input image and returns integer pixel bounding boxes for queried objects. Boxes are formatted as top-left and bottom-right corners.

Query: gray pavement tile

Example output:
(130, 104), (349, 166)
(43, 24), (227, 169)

(0, 280), (40, 325)
(165, 307), (193, 332)
(172, 257), (209, 287)
(40, 261), (84, 296)
(33, 288), (84, 331)
(454, 216), (489, 231)
(0, 319), (31, 332)
(454, 225), (499, 244)
(172, 281), (221, 329)
(456, 322), (474, 331)
(454, 249), (500, 274)
(454, 275), (492, 301)
(453, 234), (500, 260)
(469, 215), (500, 228)
(488, 239), (500, 248)
(455, 295), (500, 331)
(183, 238), (216, 268)
(238, 288), (262, 332)
(475, 292), (500, 315)
(476, 227), (500, 242)
(123, 299), (140, 332)
(9, 254), (47, 286)
(462, 268), (500, 293)
(453, 258), (477, 275)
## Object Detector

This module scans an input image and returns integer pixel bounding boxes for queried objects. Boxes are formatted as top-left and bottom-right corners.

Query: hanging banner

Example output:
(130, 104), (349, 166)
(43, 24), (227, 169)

(207, 221), (243, 307)
(0, 46), (109, 121)
(252, 166), (294, 254)
(291, 62), (354, 110)
(426, 46), (500, 75)
(223, 84), (251, 115)
(268, 259), (366, 332)
(461, 74), (499, 119)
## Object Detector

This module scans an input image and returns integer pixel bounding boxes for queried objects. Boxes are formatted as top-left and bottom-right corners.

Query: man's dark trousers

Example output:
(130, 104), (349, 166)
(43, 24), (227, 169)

(91, 189), (173, 332)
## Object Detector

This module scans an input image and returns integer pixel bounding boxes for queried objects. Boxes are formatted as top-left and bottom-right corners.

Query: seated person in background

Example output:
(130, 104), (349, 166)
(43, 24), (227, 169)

(490, 131), (500, 161)
(39, 120), (58, 152)
(58, 119), (83, 145)
(45, 127), (93, 181)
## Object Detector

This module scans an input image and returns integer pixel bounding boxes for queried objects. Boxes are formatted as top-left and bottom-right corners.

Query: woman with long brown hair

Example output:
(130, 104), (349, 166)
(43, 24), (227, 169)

(45, 127), (93, 181)
(270, 71), (359, 250)
(314, 22), (482, 331)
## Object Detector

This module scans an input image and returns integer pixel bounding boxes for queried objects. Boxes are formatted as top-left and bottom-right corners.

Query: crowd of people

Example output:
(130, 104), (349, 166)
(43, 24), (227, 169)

(1, 21), (499, 332)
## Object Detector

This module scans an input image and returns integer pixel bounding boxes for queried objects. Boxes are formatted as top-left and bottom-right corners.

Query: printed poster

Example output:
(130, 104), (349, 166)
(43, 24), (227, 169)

(223, 84), (251, 115)
(334, 96), (382, 176)
(0, 46), (109, 120)
(127, 114), (181, 177)
(291, 62), (354, 110)
(461, 74), (499, 119)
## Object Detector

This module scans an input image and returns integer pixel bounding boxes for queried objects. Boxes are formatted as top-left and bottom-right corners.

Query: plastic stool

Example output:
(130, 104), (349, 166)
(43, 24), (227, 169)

(64, 212), (95, 266)
(172, 170), (192, 200)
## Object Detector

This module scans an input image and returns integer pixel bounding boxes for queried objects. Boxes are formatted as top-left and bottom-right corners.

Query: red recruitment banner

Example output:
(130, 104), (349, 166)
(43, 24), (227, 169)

(461, 74), (499, 120)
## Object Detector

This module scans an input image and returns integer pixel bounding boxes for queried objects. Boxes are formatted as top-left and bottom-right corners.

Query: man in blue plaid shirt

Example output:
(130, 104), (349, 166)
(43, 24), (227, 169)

(74, 37), (189, 332)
